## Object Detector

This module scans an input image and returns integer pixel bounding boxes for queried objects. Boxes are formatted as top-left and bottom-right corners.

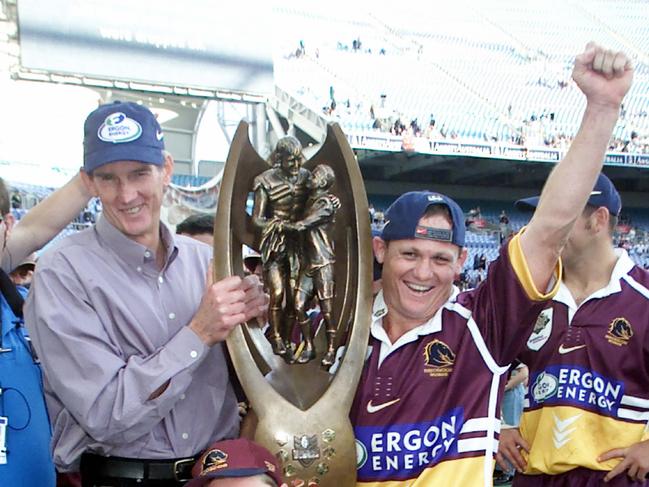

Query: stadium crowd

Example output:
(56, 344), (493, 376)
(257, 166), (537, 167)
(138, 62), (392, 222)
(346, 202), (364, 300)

(319, 89), (649, 155)
(278, 24), (649, 158)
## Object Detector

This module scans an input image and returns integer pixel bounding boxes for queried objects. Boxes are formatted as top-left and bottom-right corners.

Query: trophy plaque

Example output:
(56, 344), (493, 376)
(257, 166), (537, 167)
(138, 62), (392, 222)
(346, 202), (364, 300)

(214, 121), (372, 486)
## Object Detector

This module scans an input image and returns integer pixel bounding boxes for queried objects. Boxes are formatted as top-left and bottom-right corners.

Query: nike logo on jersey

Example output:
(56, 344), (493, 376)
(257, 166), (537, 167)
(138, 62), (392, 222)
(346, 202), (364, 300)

(558, 344), (586, 354)
(366, 398), (401, 413)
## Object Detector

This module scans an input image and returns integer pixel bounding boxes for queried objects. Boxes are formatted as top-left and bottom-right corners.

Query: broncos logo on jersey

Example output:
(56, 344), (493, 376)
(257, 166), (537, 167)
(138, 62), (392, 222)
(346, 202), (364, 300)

(201, 448), (228, 473)
(423, 339), (455, 377)
(424, 339), (456, 368)
(527, 308), (553, 351)
(606, 317), (633, 346)
(534, 313), (550, 334)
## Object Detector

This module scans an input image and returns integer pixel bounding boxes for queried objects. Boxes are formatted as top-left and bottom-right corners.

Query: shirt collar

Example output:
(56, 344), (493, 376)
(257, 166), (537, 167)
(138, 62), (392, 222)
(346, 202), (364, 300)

(159, 223), (178, 267)
(370, 287), (458, 363)
(554, 248), (635, 307)
(96, 216), (178, 269)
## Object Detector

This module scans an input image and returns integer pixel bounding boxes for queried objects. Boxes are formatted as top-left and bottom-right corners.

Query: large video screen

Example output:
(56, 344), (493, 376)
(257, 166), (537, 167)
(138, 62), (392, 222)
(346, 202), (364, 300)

(17, 0), (274, 94)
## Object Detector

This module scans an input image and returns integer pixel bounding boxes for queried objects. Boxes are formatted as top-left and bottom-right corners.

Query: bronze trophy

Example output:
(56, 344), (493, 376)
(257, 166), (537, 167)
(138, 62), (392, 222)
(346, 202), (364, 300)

(214, 121), (372, 486)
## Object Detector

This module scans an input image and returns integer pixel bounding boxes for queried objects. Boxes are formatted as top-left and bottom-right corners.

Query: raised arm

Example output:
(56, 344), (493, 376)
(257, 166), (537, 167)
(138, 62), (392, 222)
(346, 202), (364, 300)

(2, 172), (92, 271)
(520, 44), (633, 291)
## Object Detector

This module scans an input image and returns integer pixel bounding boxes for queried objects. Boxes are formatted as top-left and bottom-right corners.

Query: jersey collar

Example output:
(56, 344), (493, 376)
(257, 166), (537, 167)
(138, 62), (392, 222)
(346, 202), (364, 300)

(554, 248), (634, 308)
(370, 287), (459, 366)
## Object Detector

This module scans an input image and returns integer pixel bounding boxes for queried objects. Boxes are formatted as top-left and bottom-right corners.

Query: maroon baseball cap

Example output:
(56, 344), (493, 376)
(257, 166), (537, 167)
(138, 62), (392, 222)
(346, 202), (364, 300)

(186, 439), (282, 486)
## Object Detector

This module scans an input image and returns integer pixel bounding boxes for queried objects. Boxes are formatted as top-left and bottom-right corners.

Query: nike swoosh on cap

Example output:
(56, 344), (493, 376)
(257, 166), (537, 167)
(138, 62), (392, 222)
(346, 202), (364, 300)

(366, 398), (401, 413)
(558, 344), (586, 354)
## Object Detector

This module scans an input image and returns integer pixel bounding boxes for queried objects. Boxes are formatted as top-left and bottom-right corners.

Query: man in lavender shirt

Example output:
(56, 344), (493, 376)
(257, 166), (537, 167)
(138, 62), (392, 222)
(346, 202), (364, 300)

(24, 101), (268, 487)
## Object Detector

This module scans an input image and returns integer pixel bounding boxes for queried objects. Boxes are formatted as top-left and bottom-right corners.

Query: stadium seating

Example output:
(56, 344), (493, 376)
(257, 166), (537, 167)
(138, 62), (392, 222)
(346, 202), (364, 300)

(275, 1), (649, 147)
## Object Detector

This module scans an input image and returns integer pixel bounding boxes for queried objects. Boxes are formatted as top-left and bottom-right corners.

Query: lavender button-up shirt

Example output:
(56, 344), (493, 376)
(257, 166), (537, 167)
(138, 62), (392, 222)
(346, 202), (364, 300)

(25, 216), (239, 471)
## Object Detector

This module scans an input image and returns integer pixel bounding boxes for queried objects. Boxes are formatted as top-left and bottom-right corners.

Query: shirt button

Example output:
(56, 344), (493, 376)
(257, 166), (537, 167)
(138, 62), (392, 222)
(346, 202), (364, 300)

(136, 266), (142, 272)
(168, 312), (176, 320)
(144, 251), (151, 258)
(190, 350), (198, 359)
(180, 393), (186, 400)
(182, 433), (189, 440)
(158, 276), (164, 284)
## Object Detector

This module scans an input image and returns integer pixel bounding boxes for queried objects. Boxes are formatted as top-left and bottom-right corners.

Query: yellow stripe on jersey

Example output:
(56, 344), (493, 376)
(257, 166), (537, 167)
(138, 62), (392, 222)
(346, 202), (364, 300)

(508, 229), (562, 302)
(520, 405), (649, 475)
(356, 456), (490, 487)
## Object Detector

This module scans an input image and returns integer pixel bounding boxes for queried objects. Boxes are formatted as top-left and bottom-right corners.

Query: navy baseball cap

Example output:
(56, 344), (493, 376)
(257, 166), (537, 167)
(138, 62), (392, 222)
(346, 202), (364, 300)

(380, 191), (465, 247)
(186, 439), (282, 487)
(515, 173), (621, 216)
(83, 101), (165, 173)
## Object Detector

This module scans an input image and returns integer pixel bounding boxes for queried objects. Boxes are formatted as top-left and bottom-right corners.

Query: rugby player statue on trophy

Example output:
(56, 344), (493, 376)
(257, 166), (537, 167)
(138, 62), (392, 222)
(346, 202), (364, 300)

(213, 121), (372, 487)
(251, 135), (340, 366)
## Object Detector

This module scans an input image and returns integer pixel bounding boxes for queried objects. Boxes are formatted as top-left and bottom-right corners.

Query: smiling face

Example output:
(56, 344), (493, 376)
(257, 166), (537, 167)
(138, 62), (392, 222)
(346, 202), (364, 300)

(272, 136), (304, 180)
(280, 153), (302, 179)
(374, 212), (467, 333)
(83, 157), (173, 249)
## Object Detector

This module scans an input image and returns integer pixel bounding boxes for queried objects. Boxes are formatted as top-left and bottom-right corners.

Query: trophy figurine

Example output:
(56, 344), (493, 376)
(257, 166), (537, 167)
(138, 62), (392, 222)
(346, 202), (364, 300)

(251, 136), (340, 366)
(214, 121), (372, 486)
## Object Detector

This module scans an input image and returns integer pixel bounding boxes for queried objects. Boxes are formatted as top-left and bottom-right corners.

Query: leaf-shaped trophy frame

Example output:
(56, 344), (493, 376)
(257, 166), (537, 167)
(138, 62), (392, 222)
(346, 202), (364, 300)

(214, 121), (372, 486)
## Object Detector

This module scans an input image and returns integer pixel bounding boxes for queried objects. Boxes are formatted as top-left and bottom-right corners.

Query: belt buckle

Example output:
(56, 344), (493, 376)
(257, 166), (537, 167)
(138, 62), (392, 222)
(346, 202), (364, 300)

(173, 458), (194, 482)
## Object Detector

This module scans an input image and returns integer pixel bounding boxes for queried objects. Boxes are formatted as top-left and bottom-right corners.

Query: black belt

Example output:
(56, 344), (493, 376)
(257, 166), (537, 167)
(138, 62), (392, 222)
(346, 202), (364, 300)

(80, 452), (198, 483)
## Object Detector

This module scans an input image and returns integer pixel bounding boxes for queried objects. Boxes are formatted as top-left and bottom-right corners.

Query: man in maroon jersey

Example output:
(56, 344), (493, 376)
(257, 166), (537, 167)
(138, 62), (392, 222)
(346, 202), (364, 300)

(348, 43), (633, 486)
(496, 171), (649, 486)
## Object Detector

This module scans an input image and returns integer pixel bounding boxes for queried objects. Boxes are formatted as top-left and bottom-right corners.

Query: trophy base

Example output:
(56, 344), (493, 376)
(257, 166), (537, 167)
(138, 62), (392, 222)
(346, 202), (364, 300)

(255, 410), (358, 487)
